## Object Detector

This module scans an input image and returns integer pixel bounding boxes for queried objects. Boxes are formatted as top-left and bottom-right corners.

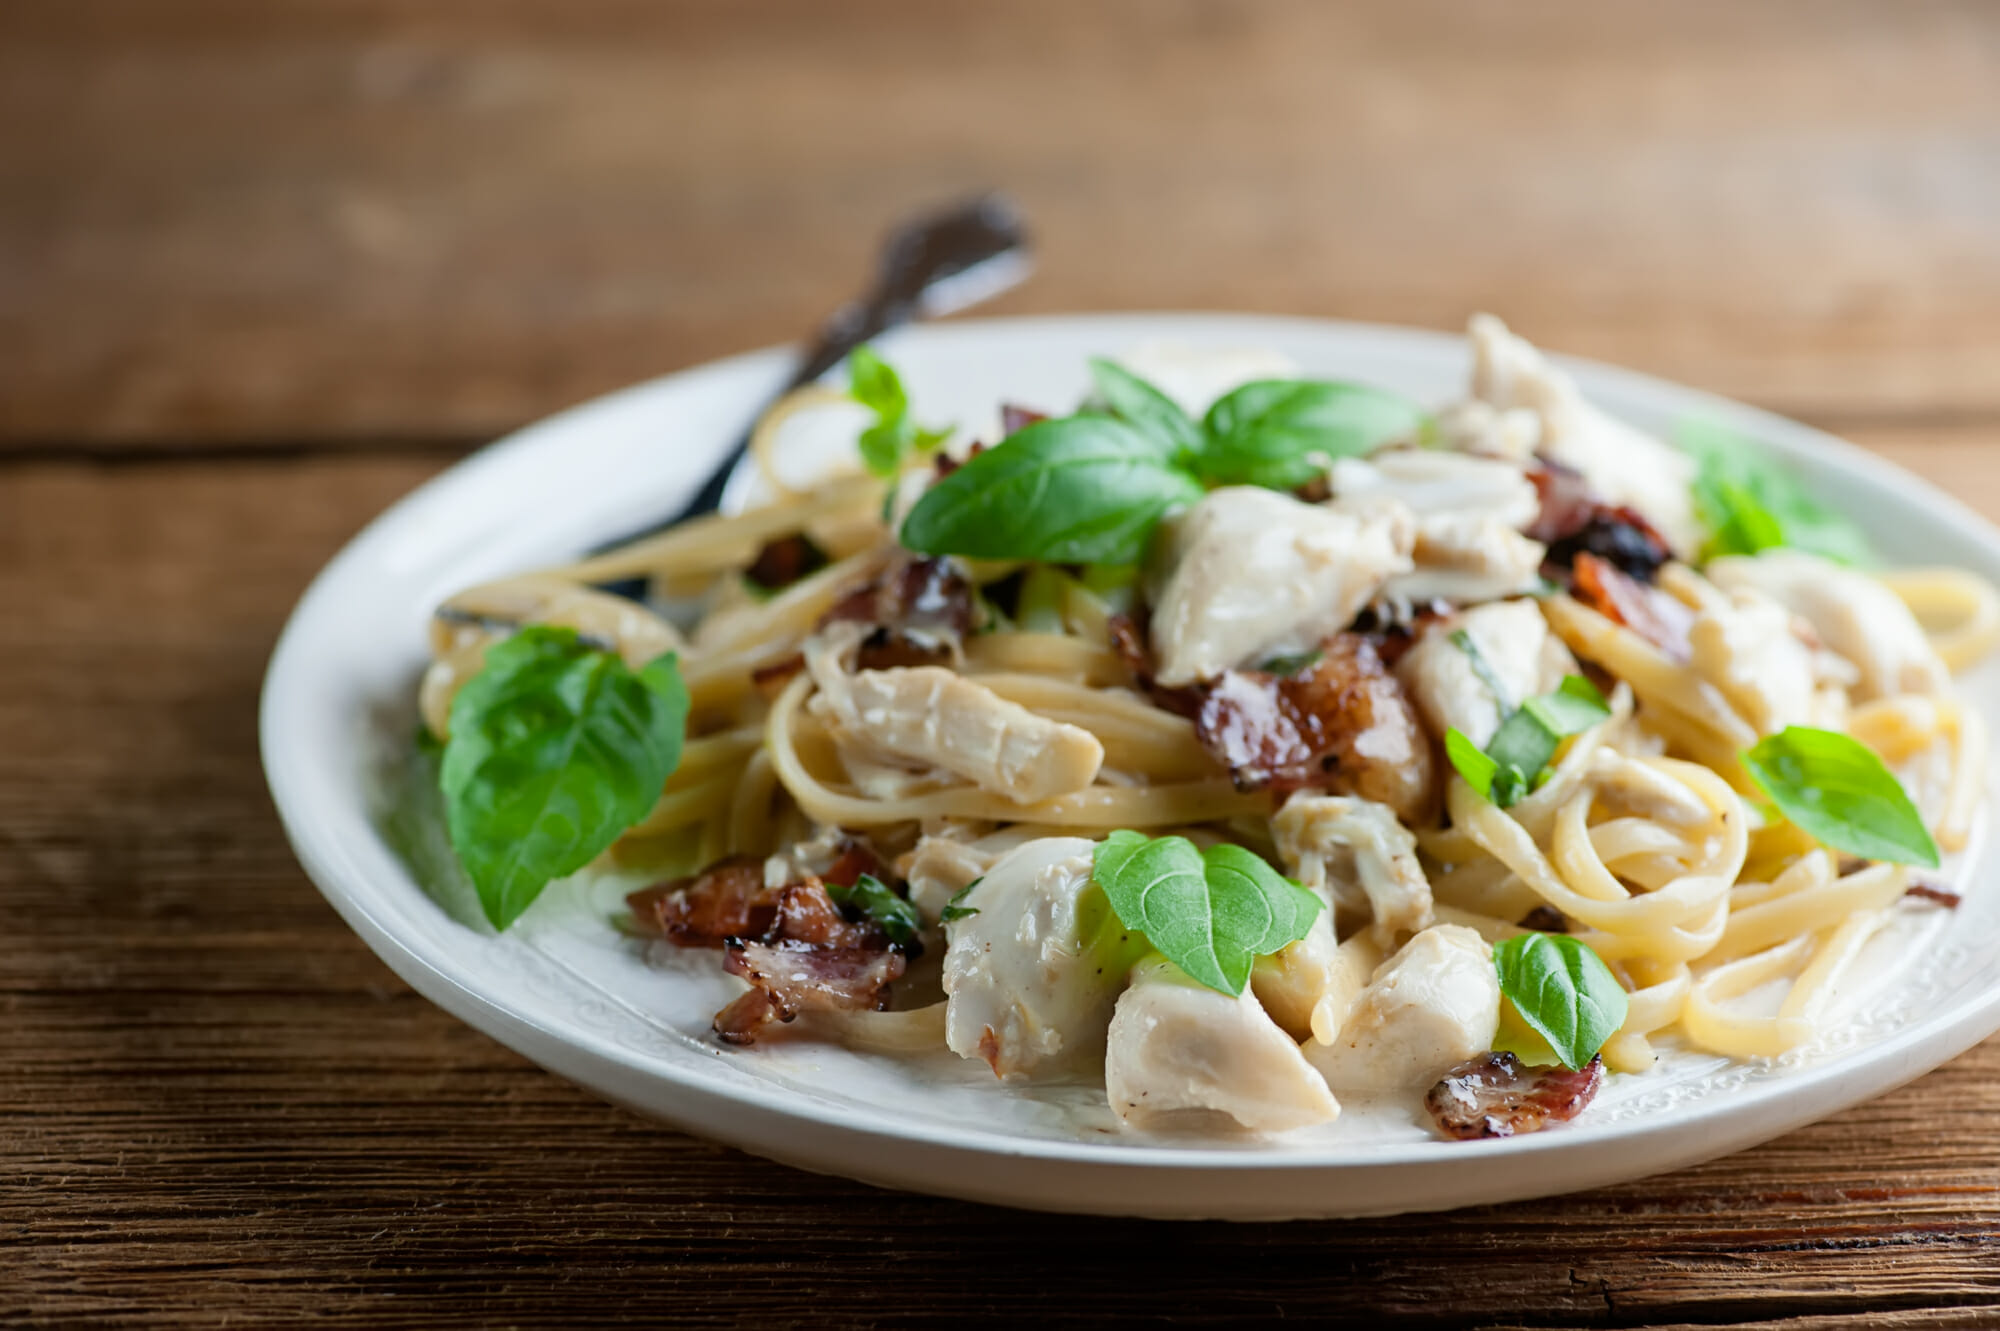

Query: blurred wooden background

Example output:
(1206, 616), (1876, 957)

(5, 1), (1999, 1325)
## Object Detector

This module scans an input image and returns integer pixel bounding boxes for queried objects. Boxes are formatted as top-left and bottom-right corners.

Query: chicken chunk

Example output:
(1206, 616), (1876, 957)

(420, 573), (685, 738)
(1328, 450), (1540, 531)
(1307, 925), (1502, 1093)
(942, 837), (1138, 1079)
(1106, 955), (1339, 1135)
(1706, 550), (1947, 700)
(1147, 487), (1415, 686)
(1272, 791), (1434, 946)
(1465, 314), (1700, 556)
(1397, 599), (1575, 748)
(809, 661), (1104, 804)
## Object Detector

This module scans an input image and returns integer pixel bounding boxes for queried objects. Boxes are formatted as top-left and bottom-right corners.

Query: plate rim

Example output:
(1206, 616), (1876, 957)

(260, 311), (2000, 1213)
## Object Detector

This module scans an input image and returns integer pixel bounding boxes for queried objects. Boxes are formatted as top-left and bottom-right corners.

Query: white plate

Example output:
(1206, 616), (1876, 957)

(261, 314), (2000, 1219)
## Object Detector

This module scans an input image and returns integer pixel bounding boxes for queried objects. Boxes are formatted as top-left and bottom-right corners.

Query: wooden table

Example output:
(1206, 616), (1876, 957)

(8, 2), (2000, 1324)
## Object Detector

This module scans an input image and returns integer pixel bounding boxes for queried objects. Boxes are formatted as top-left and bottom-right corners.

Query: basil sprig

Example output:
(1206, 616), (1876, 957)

(938, 878), (982, 924)
(441, 627), (689, 930)
(1200, 379), (1429, 490)
(1446, 676), (1612, 807)
(1091, 830), (1323, 997)
(827, 872), (922, 947)
(1741, 726), (1940, 868)
(898, 360), (1423, 565)
(1493, 932), (1628, 1071)
(1680, 420), (1871, 565)
(899, 415), (1205, 565)
(850, 345), (948, 478)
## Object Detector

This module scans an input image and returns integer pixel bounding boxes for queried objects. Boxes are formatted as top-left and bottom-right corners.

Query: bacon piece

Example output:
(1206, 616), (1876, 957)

(714, 882), (908, 1046)
(1905, 880), (1963, 908)
(745, 533), (829, 593)
(752, 653), (806, 699)
(1424, 1052), (1605, 1140)
(1529, 461), (1674, 582)
(626, 856), (772, 947)
(931, 440), (987, 480)
(1572, 552), (1694, 662)
(853, 625), (953, 671)
(1107, 611), (1204, 720)
(822, 554), (975, 648)
(1195, 633), (1437, 824)
(1517, 905), (1569, 934)
(1000, 404), (1049, 436)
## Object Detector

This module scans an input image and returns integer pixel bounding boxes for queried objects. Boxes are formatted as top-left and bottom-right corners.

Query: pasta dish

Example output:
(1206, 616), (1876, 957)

(403, 316), (1998, 1140)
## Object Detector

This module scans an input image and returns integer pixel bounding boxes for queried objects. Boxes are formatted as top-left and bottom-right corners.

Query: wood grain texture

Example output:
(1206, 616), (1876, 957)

(4, 441), (1999, 1327)
(5, 0), (2000, 446)
(10, 1), (2000, 1323)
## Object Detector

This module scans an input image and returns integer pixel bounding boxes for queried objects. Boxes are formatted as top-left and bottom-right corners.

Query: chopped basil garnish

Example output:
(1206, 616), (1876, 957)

(827, 872), (923, 947)
(440, 627), (689, 930)
(850, 345), (949, 478)
(1091, 831), (1323, 997)
(1446, 676), (1611, 808)
(1449, 628), (1516, 712)
(938, 877), (983, 924)
(1740, 726), (1940, 868)
(1493, 932), (1628, 1071)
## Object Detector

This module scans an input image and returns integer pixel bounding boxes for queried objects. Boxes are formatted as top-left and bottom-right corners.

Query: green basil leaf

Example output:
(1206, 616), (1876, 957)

(1444, 727), (1499, 800)
(1092, 831), (1323, 996)
(1256, 648), (1324, 677)
(1521, 675), (1612, 736)
(1741, 726), (1940, 868)
(898, 415), (1205, 565)
(1449, 627), (1516, 712)
(1088, 357), (1203, 463)
(857, 417), (913, 477)
(1197, 379), (1428, 490)
(827, 872), (922, 947)
(848, 344), (907, 420)
(939, 877), (982, 924)
(441, 628), (689, 930)
(1485, 708), (1559, 799)
(1492, 932), (1628, 1071)
(1681, 421), (1872, 566)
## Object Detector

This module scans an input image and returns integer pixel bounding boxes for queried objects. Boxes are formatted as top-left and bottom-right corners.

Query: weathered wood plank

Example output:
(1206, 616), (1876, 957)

(4, 0), (2000, 446)
(3, 449), (1999, 1325)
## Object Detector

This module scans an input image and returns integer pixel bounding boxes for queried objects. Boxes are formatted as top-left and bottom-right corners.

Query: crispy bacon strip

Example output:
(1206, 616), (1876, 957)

(1529, 461), (1674, 582)
(714, 883), (908, 1046)
(1195, 634), (1438, 823)
(626, 857), (771, 947)
(1517, 905), (1570, 934)
(1425, 1052), (1604, 1140)
(1107, 611), (1204, 720)
(999, 404), (1049, 436)
(1905, 881), (1963, 908)
(1572, 552), (1694, 662)
(821, 553), (975, 668)
(745, 533), (829, 593)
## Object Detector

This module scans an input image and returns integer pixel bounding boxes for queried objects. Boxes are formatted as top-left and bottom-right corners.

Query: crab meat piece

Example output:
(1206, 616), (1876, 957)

(1686, 582), (1846, 735)
(1464, 314), (1700, 556)
(1147, 487), (1415, 686)
(1396, 599), (1575, 748)
(941, 837), (1135, 1079)
(1706, 550), (1947, 701)
(900, 831), (998, 923)
(1272, 791), (1434, 947)
(1106, 955), (1339, 1135)
(1307, 925), (1502, 1093)
(808, 651), (1104, 804)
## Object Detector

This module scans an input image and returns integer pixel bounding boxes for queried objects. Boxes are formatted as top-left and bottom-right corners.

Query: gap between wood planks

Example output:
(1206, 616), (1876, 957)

(2, 408), (1999, 470)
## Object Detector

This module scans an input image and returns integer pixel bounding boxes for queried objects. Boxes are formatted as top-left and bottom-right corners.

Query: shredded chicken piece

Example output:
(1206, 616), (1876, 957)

(1147, 487), (1415, 686)
(1105, 956), (1339, 1135)
(808, 639), (1104, 803)
(1308, 925), (1501, 1093)
(1424, 1052), (1604, 1140)
(1273, 791), (1434, 947)
(1707, 549), (1948, 700)
(1397, 599), (1575, 749)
